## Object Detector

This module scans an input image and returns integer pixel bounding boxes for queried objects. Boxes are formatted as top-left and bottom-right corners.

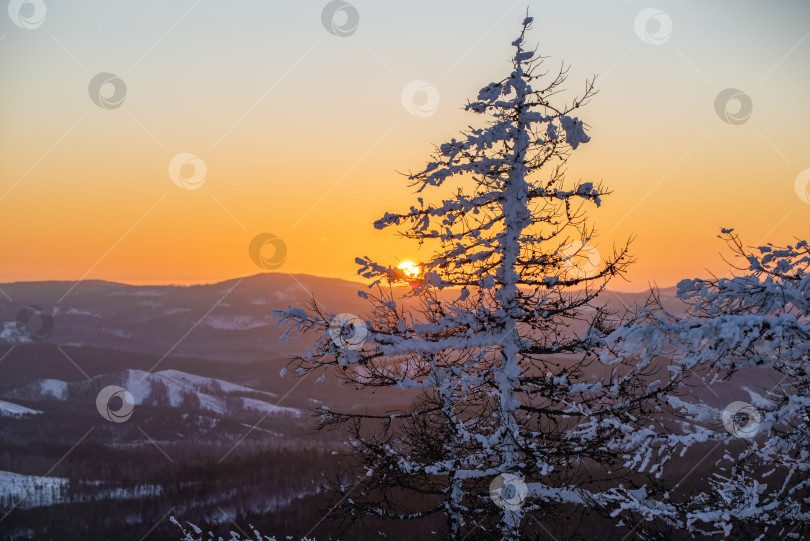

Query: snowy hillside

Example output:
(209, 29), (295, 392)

(0, 400), (42, 418)
(4, 368), (303, 419)
(0, 471), (67, 509)
(0, 471), (162, 510)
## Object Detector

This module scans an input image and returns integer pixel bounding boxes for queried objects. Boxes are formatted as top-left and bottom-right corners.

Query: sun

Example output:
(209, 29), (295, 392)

(397, 261), (420, 279)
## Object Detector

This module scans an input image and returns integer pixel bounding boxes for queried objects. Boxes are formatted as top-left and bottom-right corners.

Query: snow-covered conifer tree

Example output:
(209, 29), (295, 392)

(276, 16), (682, 540)
(607, 230), (810, 539)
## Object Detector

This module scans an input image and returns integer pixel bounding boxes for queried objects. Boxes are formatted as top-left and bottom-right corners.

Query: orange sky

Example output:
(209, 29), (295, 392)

(1, 1), (808, 292)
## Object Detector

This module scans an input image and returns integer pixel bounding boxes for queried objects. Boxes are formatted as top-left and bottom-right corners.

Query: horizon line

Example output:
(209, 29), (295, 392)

(0, 271), (676, 295)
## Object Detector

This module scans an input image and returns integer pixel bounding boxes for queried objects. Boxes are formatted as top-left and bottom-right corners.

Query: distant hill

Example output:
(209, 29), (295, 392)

(0, 273), (685, 363)
(0, 273), (371, 362)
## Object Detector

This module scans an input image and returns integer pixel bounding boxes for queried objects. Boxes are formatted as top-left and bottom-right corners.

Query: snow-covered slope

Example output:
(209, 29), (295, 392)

(118, 369), (303, 417)
(0, 471), (67, 509)
(0, 400), (42, 418)
(0, 471), (162, 510)
(3, 369), (303, 419)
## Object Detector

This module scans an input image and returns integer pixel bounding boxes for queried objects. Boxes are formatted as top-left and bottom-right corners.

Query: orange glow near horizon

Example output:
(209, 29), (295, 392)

(1, 2), (807, 293)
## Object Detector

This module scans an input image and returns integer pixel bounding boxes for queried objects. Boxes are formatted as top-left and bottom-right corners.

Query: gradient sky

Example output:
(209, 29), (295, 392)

(1, 0), (808, 291)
